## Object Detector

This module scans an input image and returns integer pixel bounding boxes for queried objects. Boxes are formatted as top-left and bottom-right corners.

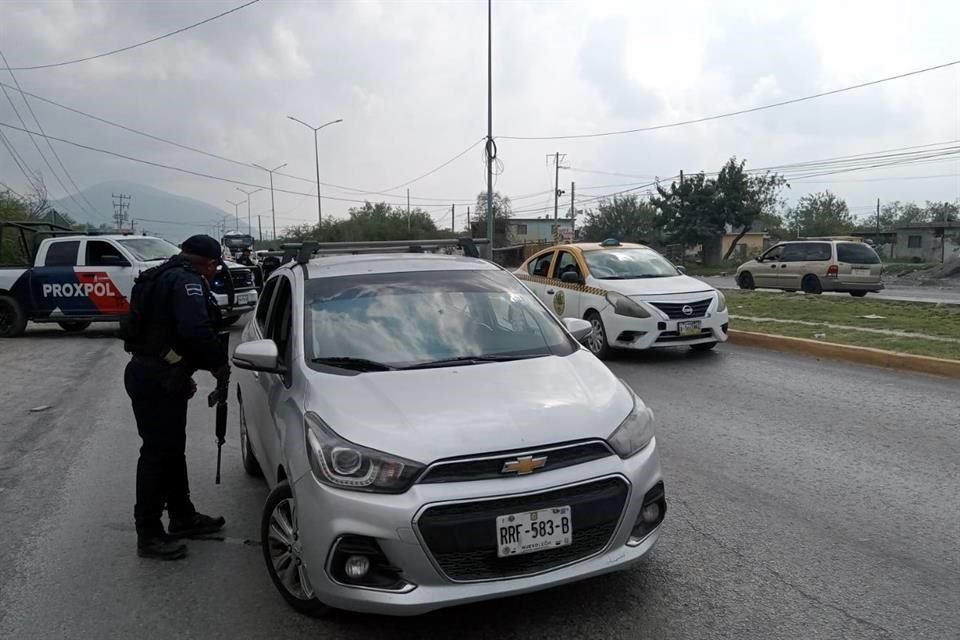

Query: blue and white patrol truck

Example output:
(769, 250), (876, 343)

(0, 222), (258, 337)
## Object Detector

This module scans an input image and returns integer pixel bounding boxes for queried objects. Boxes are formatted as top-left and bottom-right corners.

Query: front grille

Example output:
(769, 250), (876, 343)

(229, 268), (255, 289)
(655, 328), (713, 343)
(417, 477), (628, 581)
(650, 298), (712, 319)
(418, 441), (613, 484)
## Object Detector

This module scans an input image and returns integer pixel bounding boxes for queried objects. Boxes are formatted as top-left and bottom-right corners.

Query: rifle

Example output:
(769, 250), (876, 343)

(208, 331), (230, 485)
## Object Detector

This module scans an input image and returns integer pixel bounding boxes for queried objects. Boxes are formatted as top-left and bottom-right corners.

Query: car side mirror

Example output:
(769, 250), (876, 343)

(756, 257), (764, 263)
(675, 265), (687, 275)
(561, 271), (584, 284)
(562, 317), (593, 345)
(233, 339), (286, 374)
(100, 255), (131, 267)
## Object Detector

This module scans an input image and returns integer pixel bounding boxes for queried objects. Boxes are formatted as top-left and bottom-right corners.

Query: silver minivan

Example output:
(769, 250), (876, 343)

(736, 240), (884, 296)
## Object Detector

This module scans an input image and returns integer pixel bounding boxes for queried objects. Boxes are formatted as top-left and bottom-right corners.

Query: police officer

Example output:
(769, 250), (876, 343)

(122, 235), (230, 560)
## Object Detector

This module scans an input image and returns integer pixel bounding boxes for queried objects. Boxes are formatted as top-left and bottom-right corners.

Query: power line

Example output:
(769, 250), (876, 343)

(377, 138), (486, 194)
(0, 129), (39, 190)
(0, 120), (470, 209)
(1, 0), (264, 72)
(0, 49), (100, 219)
(499, 59), (960, 141)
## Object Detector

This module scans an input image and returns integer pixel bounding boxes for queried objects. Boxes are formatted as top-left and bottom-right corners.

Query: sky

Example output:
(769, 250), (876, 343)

(0, 0), (958, 237)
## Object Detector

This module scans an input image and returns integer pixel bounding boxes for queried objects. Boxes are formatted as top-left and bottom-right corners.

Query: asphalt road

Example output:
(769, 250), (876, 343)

(699, 275), (960, 304)
(1, 325), (958, 639)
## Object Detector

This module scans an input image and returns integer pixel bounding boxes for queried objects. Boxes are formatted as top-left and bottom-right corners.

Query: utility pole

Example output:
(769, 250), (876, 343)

(407, 189), (411, 233)
(876, 198), (881, 234)
(485, 0), (494, 257)
(287, 116), (343, 227)
(570, 181), (575, 240)
(467, 206), (471, 233)
(226, 199), (244, 234)
(548, 152), (568, 219)
(451, 203), (455, 232)
(112, 193), (130, 231)
(257, 215), (263, 242)
(252, 163), (286, 239)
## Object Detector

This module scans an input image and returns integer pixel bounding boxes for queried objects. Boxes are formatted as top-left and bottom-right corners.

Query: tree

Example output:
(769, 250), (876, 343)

(924, 200), (959, 223)
(579, 195), (661, 244)
(279, 201), (444, 243)
(714, 158), (789, 261)
(651, 171), (719, 259)
(786, 191), (855, 237)
(470, 191), (512, 245)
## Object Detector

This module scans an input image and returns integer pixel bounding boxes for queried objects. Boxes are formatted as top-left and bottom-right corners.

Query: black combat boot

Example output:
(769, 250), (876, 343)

(137, 534), (188, 560)
(168, 512), (226, 538)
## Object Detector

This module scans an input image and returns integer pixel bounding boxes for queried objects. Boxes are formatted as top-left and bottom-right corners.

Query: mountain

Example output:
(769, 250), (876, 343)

(50, 180), (233, 242)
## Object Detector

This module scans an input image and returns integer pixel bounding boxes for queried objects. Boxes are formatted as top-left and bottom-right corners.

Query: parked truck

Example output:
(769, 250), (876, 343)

(0, 222), (258, 337)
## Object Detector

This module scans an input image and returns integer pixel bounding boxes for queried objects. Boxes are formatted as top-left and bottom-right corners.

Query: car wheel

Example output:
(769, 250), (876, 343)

(737, 272), (755, 290)
(58, 320), (92, 332)
(690, 341), (717, 352)
(239, 400), (263, 478)
(801, 275), (823, 295)
(850, 291), (868, 298)
(585, 311), (611, 359)
(0, 295), (27, 338)
(261, 481), (330, 617)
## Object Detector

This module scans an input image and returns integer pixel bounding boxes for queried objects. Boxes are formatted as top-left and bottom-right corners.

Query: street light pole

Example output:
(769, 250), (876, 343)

(226, 199), (244, 233)
(252, 163), (287, 241)
(287, 116), (343, 227)
(236, 187), (262, 237)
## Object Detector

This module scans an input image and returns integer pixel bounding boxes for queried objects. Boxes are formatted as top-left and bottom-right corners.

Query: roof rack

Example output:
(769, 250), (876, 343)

(272, 238), (491, 265)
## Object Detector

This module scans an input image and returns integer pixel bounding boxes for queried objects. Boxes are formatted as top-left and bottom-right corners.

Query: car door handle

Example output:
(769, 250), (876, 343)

(546, 289), (555, 295)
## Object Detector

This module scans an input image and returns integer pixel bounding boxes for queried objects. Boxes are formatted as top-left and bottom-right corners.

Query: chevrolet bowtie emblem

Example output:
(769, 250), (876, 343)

(502, 455), (547, 475)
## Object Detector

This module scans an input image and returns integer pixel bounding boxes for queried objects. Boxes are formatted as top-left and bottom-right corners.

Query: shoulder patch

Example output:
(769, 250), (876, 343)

(184, 283), (204, 297)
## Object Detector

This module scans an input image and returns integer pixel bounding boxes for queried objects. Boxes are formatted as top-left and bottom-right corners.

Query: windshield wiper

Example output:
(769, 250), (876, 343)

(598, 274), (667, 280)
(402, 354), (543, 370)
(311, 357), (395, 371)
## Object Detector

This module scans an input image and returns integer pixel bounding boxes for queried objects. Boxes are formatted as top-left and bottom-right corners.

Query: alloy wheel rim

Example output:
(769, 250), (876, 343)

(589, 318), (604, 353)
(267, 497), (314, 600)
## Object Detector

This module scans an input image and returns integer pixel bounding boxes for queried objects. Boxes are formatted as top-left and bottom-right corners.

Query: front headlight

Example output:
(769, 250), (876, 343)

(608, 393), (655, 458)
(605, 291), (651, 318)
(716, 290), (727, 313)
(304, 413), (425, 493)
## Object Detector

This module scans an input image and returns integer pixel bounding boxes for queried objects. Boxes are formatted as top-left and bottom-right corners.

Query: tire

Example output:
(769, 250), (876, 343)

(239, 400), (263, 478)
(737, 272), (755, 290)
(801, 275), (823, 295)
(0, 295), (27, 338)
(850, 291), (868, 298)
(58, 320), (92, 333)
(690, 341), (717, 352)
(261, 481), (330, 617)
(584, 311), (611, 359)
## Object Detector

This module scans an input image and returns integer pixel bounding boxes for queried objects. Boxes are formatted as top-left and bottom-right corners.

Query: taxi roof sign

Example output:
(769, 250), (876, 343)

(600, 238), (621, 247)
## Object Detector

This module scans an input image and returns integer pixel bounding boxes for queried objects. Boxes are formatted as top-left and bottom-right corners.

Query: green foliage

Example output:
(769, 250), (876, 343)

(470, 191), (512, 245)
(786, 191), (855, 237)
(1, 190), (37, 264)
(579, 195), (661, 244)
(279, 201), (448, 243)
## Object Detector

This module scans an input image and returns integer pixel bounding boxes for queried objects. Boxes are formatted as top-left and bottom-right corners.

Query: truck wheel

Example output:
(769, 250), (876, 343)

(0, 295), (27, 338)
(58, 320), (92, 333)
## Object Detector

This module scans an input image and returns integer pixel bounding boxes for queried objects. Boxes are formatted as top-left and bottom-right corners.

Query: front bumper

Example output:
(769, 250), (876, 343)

(213, 289), (258, 316)
(293, 439), (663, 615)
(604, 308), (730, 350)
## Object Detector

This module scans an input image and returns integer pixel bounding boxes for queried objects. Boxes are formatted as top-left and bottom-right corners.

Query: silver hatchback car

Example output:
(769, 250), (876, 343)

(233, 244), (666, 616)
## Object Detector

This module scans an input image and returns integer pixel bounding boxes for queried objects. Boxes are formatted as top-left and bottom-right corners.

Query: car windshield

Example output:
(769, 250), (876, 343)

(584, 248), (679, 279)
(116, 238), (180, 262)
(304, 269), (576, 370)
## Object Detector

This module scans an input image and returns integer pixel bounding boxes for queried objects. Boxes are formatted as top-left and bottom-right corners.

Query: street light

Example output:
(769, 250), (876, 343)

(226, 199), (244, 233)
(287, 116), (343, 226)
(236, 187), (262, 236)
(252, 162), (287, 242)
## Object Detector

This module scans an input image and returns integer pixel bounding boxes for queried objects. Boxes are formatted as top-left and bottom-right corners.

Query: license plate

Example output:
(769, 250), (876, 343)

(235, 293), (249, 305)
(496, 506), (572, 558)
(852, 268), (871, 277)
(678, 320), (701, 336)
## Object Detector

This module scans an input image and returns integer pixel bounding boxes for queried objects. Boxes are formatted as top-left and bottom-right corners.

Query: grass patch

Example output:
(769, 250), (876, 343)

(724, 290), (960, 340)
(732, 318), (960, 360)
(882, 262), (934, 277)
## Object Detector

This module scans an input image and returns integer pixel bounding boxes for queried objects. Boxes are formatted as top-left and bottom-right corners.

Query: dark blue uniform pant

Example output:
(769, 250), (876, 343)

(124, 356), (197, 538)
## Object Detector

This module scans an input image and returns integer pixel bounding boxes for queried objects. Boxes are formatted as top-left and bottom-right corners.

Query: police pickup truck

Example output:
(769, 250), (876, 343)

(0, 226), (258, 337)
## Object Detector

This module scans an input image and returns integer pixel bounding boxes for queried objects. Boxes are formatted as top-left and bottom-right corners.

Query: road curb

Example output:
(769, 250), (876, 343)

(727, 329), (960, 379)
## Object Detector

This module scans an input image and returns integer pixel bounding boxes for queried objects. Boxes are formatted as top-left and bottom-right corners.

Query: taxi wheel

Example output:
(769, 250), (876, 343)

(261, 481), (330, 617)
(585, 311), (611, 359)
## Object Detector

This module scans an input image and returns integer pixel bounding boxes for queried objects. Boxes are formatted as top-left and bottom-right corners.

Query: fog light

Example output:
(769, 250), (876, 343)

(344, 555), (370, 580)
(641, 502), (661, 523)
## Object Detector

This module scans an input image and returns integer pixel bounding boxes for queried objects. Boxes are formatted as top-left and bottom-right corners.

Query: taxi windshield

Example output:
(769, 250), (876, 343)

(584, 248), (679, 279)
(304, 269), (576, 370)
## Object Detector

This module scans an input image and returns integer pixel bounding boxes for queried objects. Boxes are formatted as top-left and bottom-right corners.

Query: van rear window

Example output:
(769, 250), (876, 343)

(837, 243), (880, 264)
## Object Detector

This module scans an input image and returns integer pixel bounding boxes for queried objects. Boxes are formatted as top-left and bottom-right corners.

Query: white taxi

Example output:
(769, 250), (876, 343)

(515, 240), (729, 358)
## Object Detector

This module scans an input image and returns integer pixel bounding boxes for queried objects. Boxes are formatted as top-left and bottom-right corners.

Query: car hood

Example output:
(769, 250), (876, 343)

(590, 274), (716, 297)
(303, 349), (636, 463)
